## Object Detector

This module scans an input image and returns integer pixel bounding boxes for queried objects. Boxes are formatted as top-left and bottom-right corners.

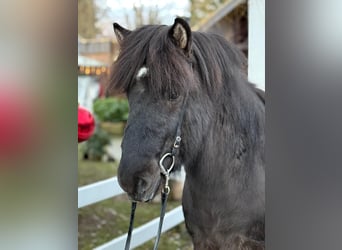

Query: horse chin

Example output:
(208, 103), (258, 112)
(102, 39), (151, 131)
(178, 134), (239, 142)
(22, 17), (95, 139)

(129, 177), (161, 203)
(147, 180), (162, 202)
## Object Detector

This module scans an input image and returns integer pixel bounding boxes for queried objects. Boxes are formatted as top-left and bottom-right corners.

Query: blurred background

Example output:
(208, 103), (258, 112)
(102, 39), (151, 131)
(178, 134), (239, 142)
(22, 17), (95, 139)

(77, 0), (254, 249)
(0, 0), (78, 249)
(1, 0), (341, 249)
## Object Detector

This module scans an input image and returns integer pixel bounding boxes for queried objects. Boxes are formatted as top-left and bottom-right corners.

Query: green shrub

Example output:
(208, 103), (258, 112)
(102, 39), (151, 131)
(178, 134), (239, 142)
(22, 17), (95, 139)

(93, 98), (129, 122)
(84, 127), (110, 160)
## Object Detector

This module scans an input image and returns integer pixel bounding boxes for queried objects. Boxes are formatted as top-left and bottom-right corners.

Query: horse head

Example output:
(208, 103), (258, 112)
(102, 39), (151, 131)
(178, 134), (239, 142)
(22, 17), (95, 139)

(110, 18), (202, 202)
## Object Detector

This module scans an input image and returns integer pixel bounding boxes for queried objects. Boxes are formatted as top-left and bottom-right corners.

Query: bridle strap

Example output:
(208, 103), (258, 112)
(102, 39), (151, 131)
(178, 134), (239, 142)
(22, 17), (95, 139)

(152, 191), (168, 250)
(152, 93), (188, 249)
(124, 201), (137, 250)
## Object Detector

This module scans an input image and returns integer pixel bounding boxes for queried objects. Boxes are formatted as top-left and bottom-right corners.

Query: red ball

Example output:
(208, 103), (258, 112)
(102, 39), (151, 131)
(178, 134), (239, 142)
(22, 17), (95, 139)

(0, 84), (36, 159)
(78, 106), (95, 142)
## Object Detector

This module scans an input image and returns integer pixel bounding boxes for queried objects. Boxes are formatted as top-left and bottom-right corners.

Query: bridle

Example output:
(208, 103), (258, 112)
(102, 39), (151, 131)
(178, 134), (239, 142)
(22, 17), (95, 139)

(124, 93), (188, 250)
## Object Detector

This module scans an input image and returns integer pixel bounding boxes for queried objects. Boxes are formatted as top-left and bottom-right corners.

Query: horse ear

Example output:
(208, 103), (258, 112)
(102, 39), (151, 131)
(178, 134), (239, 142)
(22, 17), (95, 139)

(113, 23), (131, 45)
(168, 18), (192, 55)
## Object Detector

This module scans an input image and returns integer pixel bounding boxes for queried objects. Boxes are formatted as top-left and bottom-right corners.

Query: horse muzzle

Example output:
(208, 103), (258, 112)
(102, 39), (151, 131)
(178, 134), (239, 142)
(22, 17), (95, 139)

(118, 158), (161, 202)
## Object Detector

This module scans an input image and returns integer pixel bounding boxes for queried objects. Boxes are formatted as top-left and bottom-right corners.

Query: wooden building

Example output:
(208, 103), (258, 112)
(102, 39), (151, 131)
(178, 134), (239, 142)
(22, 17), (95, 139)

(78, 36), (119, 66)
(192, 0), (265, 89)
(192, 0), (248, 56)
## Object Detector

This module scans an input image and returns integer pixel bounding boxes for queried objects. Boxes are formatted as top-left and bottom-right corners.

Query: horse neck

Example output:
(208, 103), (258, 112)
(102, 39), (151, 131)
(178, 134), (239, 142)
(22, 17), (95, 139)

(183, 79), (264, 188)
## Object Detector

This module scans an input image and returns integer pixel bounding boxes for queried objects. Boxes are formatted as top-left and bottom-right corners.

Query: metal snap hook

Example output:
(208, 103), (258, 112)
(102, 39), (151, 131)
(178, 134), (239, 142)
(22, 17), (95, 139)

(159, 152), (175, 176)
(162, 186), (170, 195)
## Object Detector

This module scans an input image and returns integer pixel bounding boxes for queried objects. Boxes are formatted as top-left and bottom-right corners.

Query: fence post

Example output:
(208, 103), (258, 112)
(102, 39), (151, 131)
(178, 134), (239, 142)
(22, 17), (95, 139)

(248, 0), (265, 90)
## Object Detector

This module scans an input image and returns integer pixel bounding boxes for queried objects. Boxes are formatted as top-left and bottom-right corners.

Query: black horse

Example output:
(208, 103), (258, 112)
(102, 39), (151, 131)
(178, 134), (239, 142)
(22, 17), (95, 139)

(108, 18), (265, 250)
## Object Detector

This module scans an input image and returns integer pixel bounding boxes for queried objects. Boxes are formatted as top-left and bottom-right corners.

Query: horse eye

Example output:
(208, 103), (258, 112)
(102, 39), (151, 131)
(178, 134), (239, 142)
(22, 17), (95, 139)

(169, 90), (179, 101)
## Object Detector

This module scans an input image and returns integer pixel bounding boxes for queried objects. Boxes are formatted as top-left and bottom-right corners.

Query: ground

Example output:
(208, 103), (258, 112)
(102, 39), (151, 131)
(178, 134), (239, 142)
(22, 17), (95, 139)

(78, 147), (192, 250)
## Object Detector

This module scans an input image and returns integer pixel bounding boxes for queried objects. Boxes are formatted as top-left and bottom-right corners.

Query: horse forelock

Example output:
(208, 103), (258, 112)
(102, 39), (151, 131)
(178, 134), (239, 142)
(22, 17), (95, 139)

(108, 25), (196, 97)
(108, 24), (249, 99)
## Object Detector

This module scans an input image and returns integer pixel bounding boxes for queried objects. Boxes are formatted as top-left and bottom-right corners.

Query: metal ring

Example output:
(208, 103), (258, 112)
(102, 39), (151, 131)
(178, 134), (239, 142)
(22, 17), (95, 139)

(159, 153), (175, 175)
(173, 136), (182, 148)
(162, 186), (170, 195)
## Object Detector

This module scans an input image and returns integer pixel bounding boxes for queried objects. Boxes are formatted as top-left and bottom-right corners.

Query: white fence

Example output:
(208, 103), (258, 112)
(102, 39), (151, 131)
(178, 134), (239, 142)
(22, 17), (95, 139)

(78, 177), (185, 249)
(248, 0), (265, 90)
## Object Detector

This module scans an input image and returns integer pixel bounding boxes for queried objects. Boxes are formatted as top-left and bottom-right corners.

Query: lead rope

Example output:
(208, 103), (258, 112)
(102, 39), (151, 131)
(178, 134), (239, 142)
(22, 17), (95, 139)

(152, 191), (168, 249)
(124, 201), (137, 250)
(152, 170), (172, 250)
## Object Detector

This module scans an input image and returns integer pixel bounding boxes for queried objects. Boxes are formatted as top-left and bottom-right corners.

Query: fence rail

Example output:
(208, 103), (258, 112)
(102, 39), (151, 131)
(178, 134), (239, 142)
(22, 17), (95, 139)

(94, 206), (184, 250)
(78, 177), (185, 249)
(78, 177), (124, 208)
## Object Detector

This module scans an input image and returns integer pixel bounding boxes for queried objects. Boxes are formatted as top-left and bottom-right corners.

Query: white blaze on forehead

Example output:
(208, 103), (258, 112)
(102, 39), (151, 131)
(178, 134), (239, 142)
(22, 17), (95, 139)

(136, 66), (149, 79)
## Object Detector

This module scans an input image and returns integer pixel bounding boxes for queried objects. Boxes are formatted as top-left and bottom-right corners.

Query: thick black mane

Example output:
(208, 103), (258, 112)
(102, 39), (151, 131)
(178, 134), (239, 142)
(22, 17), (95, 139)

(109, 25), (194, 97)
(108, 24), (257, 101)
(191, 31), (247, 94)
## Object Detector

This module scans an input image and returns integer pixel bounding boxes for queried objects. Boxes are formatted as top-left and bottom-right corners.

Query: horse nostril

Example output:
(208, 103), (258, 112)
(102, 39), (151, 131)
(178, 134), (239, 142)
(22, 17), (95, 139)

(118, 158), (160, 201)
(136, 177), (148, 195)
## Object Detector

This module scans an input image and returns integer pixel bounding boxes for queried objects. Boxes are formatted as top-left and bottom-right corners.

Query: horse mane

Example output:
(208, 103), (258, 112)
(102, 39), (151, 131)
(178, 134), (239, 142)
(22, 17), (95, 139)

(108, 24), (262, 105)
(108, 25), (246, 94)
(108, 25), (195, 97)
(191, 32), (247, 94)
(249, 83), (265, 104)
